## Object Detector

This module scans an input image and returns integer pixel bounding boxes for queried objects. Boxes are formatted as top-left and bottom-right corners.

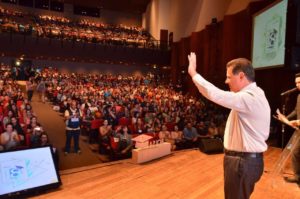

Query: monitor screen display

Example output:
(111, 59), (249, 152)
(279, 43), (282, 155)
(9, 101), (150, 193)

(0, 146), (61, 198)
(252, 0), (288, 69)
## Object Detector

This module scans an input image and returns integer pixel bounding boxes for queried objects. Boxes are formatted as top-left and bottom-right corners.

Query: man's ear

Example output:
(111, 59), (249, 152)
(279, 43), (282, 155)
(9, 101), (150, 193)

(239, 72), (245, 80)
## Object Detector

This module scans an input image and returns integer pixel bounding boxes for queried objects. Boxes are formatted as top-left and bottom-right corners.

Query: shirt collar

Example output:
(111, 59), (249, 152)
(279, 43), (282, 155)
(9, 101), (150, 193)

(240, 82), (256, 92)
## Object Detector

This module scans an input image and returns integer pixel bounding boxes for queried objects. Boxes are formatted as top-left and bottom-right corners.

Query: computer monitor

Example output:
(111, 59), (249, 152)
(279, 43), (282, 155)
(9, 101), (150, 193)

(0, 145), (61, 198)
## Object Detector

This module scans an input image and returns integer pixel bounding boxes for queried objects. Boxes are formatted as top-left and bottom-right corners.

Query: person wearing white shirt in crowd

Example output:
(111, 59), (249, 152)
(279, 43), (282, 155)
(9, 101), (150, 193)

(188, 52), (270, 199)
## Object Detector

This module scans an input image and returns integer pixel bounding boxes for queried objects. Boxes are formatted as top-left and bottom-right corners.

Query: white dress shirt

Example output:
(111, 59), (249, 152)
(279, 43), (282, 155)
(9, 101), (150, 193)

(192, 74), (270, 152)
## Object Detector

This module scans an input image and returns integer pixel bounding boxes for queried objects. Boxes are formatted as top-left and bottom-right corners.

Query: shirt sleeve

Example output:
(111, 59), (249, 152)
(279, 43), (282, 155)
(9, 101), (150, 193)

(192, 74), (254, 113)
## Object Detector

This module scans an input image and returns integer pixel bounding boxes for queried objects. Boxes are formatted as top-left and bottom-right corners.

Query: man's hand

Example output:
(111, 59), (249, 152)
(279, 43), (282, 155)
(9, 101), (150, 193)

(275, 109), (299, 130)
(275, 109), (289, 123)
(289, 120), (299, 128)
(12, 135), (18, 141)
(188, 52), (197, 77)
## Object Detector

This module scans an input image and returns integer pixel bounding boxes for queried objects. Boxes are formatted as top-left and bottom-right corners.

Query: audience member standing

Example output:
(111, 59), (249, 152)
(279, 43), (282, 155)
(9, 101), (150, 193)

(26, 77), (35, 102)
(64, 100), (82, 154)
(36, 78), (46, 103)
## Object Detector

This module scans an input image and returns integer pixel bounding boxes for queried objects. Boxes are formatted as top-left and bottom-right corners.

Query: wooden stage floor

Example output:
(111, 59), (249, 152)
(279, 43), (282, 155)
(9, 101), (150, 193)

(33, 147), (300, 199)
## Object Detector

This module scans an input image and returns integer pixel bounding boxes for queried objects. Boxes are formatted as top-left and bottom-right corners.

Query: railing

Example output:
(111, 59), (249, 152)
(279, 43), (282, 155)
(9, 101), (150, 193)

(0, 31), (171, 67)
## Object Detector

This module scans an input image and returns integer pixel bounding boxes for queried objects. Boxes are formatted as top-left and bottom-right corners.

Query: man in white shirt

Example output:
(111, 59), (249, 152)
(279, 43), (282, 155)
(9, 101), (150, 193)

(188, 52), (270, 199)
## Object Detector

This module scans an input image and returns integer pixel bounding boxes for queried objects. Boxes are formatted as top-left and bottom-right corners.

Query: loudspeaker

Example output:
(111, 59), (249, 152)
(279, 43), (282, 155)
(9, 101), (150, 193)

(199, 138), (224, 154)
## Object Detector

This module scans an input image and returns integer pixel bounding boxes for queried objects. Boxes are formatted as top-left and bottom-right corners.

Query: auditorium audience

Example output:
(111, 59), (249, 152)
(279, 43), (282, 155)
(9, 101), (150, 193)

(0, 64), (228, 164)
(0, 8), (157, 49)
(0, 65), (47, 152)
(0, 11), (235, 162)
(37, 67), (228, 159)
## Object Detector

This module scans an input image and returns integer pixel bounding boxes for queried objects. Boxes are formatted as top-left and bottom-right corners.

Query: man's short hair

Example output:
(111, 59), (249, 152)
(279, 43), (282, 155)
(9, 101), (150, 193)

(226, 58), (255, 82)
(5, 122), (13, 128)
(295, 73), (300, 78)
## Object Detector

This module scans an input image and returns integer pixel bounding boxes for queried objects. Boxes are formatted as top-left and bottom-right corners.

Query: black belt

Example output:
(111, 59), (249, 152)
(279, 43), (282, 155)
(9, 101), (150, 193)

(224, 149), (263, 158)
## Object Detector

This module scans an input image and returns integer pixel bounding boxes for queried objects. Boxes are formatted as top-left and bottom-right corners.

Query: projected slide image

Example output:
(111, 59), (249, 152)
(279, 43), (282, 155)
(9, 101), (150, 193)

(265, 16), (280, 56)
(252, 0), (287, 69)
(0, 148), (59, 195)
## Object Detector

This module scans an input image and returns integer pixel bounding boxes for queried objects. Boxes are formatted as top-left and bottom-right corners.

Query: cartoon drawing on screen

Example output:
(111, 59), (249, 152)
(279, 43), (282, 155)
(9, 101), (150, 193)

(263, 14), (282, 60)
(0, 157), (53, 191)
(9, 166), (24, 178)
(266, 28), (278, 52)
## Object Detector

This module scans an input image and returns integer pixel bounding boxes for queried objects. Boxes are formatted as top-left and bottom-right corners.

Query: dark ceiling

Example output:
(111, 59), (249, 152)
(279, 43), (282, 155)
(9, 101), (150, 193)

(63, 0), (151, 14)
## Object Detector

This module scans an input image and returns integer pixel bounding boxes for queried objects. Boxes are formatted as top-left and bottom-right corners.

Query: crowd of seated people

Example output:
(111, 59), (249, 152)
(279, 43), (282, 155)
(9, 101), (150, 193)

(38, 67), (227, 161)
(0, 65), (57, 166)
(0, 7), (34, 34)
(0, 7), (156, 48)
(0, 62), (227, 163)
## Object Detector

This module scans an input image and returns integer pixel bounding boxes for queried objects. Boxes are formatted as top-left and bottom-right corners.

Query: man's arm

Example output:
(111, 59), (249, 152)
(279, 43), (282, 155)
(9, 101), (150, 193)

(188, 52), (255, 113)
(64, 110), (71, 121)
(0, 134), (7, 145)
(286, 110), (297, 120)
(188, 52), (198, 78)
(12, 132), (20, 143)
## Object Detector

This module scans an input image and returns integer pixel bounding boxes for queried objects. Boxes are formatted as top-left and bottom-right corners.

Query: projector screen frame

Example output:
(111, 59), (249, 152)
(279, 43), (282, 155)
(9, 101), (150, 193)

(251, 0), (288, 70)
(0, 145), (62, 199)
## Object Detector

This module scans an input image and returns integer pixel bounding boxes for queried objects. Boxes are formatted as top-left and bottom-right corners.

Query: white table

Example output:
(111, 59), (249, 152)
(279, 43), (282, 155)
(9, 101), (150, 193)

(132, 142), (171, 164)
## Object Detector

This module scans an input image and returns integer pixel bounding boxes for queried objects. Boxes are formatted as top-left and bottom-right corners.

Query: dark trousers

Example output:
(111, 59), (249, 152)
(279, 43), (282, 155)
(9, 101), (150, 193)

(292, 139), (300, 179)
(223, 154), (263, 199)
(65, 129), (80, 153)
(89, 128), (99, 144)
(27, 90), (33, 102)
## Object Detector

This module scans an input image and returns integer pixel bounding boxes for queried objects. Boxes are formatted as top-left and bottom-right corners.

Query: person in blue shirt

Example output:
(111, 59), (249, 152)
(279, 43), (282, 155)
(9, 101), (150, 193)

(182, 122), (199, 148)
